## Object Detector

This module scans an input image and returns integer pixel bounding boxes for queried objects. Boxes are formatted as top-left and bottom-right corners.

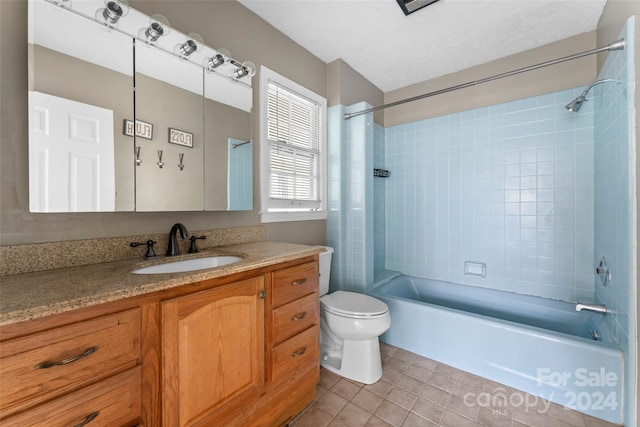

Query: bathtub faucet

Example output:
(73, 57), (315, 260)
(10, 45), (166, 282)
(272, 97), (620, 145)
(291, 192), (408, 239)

(575, 303), (607, 314)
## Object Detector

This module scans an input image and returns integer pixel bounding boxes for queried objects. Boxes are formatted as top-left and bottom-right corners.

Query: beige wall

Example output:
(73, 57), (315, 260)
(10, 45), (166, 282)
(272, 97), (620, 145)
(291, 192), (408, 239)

(134, 73), (205, 211)
(596, 2), (640, 425)
(383, 32), (598, 127)
(327, 59), (384, 125)
(0, 0), (328, 246)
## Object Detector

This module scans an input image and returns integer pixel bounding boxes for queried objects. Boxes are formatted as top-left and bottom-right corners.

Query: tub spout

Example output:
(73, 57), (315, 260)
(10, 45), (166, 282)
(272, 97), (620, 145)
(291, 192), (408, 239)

(575, 303), (607, 314)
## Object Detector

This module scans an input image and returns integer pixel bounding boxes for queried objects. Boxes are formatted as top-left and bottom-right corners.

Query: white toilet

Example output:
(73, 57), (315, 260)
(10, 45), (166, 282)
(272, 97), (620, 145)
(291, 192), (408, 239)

(318, 247), (391, 384)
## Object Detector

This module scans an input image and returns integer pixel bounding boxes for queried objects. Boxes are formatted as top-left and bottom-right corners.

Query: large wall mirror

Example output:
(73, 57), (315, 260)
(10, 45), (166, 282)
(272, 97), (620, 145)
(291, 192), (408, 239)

(28, 0), (253, 212)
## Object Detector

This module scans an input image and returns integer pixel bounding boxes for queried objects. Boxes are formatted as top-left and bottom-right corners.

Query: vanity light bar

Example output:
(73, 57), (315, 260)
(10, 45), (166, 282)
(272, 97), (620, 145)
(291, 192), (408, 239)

(42, 0), (254, 86)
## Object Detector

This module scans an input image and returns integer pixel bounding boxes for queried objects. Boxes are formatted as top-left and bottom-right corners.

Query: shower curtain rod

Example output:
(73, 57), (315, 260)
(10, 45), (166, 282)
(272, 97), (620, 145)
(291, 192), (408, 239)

(232, 140), (251, 149)
(343, 38), (626, 120)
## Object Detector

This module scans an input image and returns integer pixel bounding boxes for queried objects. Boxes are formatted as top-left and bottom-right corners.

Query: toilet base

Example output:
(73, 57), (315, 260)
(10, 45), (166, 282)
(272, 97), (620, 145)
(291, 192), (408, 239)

(320, 337), (383, 385)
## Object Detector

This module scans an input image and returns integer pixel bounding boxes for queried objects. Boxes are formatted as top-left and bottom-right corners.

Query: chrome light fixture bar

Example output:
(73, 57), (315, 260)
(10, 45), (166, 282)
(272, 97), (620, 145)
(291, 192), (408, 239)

(41, 0), (255, 88)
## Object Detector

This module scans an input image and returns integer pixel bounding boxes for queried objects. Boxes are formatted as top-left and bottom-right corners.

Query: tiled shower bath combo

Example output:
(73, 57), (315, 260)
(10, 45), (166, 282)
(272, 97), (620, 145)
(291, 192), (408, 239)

(327, 18), (636, 426)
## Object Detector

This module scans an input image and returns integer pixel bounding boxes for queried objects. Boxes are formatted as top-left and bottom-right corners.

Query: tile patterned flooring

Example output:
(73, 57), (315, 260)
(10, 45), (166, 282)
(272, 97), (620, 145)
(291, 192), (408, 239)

(290, 343), (620, 427)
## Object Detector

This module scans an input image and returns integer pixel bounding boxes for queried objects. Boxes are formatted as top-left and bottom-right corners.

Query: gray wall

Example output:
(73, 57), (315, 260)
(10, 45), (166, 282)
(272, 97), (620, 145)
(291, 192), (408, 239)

(383, 32), (598, 127)
(327, 59), (384, 125)
(0, 0), (328, 245)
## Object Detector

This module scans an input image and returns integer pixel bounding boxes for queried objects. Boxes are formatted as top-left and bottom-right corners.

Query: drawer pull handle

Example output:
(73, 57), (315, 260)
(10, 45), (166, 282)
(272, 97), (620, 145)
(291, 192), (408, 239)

(291, 346), (308, 357)
(35, 346), (98, 369)
(73, 411), (100, 427)
(291, 312), (308, 321)
(291, 278), (307, 286)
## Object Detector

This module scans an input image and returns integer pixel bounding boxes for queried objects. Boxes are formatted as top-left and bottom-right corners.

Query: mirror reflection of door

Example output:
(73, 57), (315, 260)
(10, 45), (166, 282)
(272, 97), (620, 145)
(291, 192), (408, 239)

(29, 92), (115, 212)
(28, 0), (134, 212)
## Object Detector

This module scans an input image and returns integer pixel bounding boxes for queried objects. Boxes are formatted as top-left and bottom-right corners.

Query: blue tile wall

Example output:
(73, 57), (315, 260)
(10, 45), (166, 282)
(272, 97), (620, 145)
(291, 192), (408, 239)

(227, 138), (252, 210)
(344, 103), (374, 292)
(327, 103), (375, 292)
(593, 17), (636, 427)
(384, 88), (596, 302)
(326, 104), (347, 292)
(374, 123), (386, 277)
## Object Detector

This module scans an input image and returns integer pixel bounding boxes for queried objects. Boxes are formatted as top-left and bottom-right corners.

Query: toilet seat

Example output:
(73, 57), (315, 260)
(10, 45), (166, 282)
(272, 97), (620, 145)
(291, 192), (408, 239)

(321, 291), (389, 318)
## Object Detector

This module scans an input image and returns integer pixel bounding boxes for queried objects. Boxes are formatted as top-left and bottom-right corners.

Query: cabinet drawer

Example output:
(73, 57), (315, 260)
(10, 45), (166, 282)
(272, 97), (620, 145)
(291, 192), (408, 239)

(271, 292), (318, 345)
(0, 309), (140, 417)
(1, 366), (141, 427)
(271, 262), (318, 307)
(270, 325), (318, 383)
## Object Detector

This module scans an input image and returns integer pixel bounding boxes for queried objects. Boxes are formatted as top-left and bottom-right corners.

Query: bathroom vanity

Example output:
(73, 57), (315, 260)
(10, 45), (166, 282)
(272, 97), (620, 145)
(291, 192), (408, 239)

(0, 242), (321, 426)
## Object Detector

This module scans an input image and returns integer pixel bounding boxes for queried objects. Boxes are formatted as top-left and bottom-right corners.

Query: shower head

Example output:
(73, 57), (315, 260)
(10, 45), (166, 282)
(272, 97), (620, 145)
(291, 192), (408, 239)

(565, 78), (617, 112)
(565, 95), (587, 112)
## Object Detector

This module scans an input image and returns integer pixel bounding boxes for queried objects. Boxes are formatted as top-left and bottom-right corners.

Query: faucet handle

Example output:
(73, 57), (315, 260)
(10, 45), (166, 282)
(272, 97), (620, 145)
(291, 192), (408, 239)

(130, 240), (157, 258)
(188, 235), (206, 253)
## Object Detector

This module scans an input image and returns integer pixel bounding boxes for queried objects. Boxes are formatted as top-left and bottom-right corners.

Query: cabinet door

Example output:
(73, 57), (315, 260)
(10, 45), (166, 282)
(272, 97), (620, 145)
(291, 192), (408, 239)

(162, 277), (265, 427)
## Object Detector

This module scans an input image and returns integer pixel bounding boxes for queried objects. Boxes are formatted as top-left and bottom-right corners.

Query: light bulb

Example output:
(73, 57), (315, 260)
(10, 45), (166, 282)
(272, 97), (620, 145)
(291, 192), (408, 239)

(233, 61), (256, 79)
(203, 48), (230, 70)
(174, 32), (204, 57)
(139, 14), (170, 43)
(96, 0), (129, 26)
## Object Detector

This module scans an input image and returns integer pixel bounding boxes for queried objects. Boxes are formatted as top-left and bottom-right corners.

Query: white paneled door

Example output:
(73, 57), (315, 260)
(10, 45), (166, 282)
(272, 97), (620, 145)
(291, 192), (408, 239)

(29, 91), (115, 212)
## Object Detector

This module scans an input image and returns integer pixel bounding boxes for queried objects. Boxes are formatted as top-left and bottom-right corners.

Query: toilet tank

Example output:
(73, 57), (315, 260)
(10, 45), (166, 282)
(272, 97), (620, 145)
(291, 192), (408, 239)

(318, 246), (334, 296)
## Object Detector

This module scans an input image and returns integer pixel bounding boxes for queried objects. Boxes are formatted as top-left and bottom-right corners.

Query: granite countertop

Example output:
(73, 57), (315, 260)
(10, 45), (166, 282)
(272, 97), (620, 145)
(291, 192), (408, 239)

(0, 242), (323, 327)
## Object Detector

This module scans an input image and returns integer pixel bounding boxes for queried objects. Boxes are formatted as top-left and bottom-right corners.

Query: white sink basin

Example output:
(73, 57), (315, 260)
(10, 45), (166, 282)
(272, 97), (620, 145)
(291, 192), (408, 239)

(132, 256), (243, 274)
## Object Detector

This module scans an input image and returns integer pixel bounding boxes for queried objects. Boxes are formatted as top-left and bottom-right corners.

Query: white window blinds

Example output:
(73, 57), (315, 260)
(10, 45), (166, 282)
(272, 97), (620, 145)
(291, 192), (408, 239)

(267, 82), (321, 210)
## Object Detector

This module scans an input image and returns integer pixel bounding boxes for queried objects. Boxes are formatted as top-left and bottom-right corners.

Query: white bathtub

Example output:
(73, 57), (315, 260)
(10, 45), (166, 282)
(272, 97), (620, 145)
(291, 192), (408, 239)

(369, 275), (623, 424)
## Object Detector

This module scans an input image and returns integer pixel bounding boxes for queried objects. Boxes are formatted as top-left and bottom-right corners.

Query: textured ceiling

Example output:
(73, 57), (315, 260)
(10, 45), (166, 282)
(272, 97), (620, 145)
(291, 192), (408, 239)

(238, 0), (607, 92)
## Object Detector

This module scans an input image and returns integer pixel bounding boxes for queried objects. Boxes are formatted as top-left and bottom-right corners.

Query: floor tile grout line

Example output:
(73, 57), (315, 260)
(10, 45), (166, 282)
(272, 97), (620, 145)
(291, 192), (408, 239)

(290, 344), (621, 427)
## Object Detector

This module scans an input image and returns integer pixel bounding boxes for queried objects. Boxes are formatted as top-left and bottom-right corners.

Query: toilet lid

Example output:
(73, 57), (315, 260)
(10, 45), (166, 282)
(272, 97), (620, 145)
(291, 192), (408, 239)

(321, 291), (389, 317)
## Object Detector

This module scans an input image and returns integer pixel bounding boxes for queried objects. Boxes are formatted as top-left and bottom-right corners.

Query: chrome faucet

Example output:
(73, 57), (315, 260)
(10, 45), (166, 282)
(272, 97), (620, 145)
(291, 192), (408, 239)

(167, 223), (189, 256)
(575, 303), (607, 314)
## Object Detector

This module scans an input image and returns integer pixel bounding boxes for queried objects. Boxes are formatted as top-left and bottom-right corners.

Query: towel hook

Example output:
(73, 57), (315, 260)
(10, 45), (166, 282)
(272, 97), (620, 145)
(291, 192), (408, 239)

(157, 150), (164, 168)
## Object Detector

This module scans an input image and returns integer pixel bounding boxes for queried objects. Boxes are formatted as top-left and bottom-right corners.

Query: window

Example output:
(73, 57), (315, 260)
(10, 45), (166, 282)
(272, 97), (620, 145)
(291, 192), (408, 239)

(260, 66), (327, 223)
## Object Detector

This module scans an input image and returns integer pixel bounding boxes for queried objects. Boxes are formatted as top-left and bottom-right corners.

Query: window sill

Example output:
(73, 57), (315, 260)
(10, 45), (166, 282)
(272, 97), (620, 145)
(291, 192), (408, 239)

(260, 210), (328, 223)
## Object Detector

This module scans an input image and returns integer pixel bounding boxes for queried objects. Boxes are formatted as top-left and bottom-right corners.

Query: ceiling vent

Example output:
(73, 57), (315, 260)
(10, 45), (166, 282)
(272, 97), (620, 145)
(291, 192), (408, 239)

(396, 0), (440, 15)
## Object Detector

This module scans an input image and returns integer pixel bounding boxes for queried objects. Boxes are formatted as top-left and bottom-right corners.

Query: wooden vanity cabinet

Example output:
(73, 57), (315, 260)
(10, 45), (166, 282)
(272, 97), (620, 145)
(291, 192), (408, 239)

(268, 262), (320, 385)
(0, 255), (320, 427)
(0, 309), (142, 426)
(162, 259), (321, 427)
